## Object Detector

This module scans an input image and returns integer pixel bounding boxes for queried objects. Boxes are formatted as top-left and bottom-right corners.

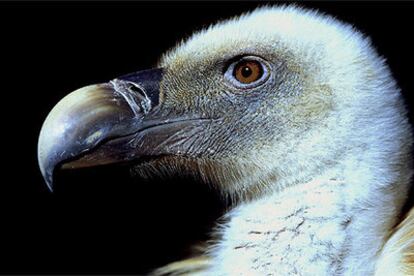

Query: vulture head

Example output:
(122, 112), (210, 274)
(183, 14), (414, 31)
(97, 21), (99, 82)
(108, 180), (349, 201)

(38, 5), (413, 275)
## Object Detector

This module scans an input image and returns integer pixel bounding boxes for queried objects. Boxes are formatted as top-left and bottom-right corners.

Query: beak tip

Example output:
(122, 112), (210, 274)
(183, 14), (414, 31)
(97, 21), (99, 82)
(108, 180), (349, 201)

(45, 177), (54, 192)
(38, 158), (55, 192)
(44, 170), (55, 192)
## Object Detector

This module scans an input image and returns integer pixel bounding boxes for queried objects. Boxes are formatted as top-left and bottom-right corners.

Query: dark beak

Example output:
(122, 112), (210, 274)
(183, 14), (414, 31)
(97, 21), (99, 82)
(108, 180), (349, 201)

(38, 68), (178, 191)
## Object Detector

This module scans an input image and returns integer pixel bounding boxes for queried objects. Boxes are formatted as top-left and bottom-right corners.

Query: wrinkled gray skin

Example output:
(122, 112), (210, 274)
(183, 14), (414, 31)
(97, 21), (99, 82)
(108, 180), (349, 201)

(158, 54), (292, 159)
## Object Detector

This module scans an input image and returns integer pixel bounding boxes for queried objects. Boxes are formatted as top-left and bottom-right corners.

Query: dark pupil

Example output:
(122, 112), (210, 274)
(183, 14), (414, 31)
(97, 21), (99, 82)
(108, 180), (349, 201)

(241, 66), (252, 78)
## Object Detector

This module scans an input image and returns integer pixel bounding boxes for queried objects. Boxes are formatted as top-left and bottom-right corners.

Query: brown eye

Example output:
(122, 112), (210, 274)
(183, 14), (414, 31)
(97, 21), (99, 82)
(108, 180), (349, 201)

(234, 60), (263, 84)
(224, 56), (270, 89)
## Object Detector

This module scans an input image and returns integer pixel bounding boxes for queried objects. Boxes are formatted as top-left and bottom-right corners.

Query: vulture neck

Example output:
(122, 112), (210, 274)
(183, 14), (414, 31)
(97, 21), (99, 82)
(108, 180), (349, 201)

(208, 154), (410, 275)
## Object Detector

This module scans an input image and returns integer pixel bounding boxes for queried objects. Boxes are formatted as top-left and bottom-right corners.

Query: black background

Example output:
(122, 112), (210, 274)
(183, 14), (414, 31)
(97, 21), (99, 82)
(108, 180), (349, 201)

(1, 2), (413, 275)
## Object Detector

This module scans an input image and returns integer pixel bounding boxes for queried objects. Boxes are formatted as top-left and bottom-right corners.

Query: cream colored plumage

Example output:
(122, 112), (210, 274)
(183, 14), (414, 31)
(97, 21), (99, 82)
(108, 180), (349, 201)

(152, 6), (414, 275)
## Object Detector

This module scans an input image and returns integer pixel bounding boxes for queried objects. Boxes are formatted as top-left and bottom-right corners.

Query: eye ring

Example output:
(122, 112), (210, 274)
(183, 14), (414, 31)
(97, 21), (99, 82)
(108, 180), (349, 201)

(224, 56), (271, 89)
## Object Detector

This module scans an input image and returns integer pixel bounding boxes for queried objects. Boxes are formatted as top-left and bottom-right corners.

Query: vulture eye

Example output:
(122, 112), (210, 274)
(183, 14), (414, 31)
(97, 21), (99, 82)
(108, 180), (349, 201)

(234, 61), (262, 83)
(225, 56), (270, 89)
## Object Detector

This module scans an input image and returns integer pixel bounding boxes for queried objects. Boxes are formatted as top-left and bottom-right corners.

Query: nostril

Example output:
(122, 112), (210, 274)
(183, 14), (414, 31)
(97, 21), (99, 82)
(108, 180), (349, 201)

(114, 68), (163, 107)
(111, 79), (152, 115)
(128, 83), (147, 99)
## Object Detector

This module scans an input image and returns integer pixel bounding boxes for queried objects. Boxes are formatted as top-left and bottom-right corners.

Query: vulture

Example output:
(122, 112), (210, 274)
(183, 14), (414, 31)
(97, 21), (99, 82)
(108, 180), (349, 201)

(38, 5), (413, 276)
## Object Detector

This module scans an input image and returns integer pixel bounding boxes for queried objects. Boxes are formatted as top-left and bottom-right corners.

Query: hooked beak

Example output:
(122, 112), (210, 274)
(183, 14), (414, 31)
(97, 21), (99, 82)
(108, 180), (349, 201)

(38, 68), (204, 191)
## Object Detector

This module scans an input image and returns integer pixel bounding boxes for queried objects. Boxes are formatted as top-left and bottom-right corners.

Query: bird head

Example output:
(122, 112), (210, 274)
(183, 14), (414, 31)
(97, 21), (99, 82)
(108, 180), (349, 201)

(38, 6), (411, 202)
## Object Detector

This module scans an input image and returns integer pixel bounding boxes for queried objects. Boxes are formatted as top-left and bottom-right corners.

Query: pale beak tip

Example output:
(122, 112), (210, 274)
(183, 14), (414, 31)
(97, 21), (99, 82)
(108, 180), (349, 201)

(38, 151), (55, 192)
(45, 175), (54, 192)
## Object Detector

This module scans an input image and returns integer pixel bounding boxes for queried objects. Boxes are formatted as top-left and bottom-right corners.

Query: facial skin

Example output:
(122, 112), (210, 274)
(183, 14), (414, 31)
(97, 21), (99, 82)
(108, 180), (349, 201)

(133, 35), (335, 199)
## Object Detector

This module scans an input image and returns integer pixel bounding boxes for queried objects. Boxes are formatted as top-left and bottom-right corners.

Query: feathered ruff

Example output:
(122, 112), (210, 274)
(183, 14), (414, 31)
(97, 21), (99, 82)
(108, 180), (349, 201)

(376, 207), (414, 275)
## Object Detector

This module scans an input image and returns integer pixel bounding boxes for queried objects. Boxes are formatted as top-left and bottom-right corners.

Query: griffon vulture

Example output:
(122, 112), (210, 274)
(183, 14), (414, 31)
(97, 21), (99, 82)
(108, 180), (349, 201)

(38, 6), (414, 275)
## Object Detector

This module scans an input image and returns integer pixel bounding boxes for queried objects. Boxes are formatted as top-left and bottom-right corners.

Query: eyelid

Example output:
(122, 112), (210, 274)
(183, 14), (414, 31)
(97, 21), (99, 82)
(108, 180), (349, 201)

(224, 56), (271, 89)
